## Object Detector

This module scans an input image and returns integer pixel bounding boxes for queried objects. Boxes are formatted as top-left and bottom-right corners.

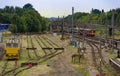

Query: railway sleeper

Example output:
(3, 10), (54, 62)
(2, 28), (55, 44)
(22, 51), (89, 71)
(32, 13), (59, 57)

(42, 47), (53, 54)
(42, 47), (52, 50)
(21, 62), (38, 67)
(54, 48), (64, 50)
(26, 48), (37, 50)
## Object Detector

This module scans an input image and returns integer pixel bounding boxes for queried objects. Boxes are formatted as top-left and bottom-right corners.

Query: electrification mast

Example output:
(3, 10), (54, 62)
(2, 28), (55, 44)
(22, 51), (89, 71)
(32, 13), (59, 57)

(111, 9), (115, 52)
(71, 7), (74, 43)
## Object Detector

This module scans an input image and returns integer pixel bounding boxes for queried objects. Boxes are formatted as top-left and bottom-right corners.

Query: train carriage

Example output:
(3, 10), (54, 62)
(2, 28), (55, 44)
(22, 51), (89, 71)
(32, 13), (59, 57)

(79, 28), (95, 37)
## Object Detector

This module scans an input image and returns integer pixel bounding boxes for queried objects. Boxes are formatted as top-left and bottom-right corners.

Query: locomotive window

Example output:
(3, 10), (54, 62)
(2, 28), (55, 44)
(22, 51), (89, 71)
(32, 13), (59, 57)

(13, 43), (18, 48)
(6, 43), (12, 48)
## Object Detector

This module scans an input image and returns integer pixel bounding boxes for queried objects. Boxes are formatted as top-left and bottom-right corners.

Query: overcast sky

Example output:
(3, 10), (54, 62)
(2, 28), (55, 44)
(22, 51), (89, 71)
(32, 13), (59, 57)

(0, 0), (120, 17)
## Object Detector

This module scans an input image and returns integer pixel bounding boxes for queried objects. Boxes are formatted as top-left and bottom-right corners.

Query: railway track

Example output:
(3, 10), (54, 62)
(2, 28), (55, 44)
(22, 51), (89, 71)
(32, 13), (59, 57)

(1, 34), (64, 76)
(1, 35), (37, 76)
(36, 35), (50, 55)
(87, 40), (109, 75)
(69, 33), (116, 74)
(13, 35), (40, 76)
(30, 35), (39, 59)
(0, 35), (22, 76)
(41, 36), (58, 48)
(34, 35), (46, 57)
(66, 31), (120, 49)
(13, 35), (64, 76)
(73, 34), (117, 75)
(89, 41), (117, 75)
(27, 35), (31, 58)
(37, 35), (58, 55)
(43, 35), (59, 47)
(0, 48), (5, 60)
(87, 41), (100, 71)
(0, 61), (9, 76)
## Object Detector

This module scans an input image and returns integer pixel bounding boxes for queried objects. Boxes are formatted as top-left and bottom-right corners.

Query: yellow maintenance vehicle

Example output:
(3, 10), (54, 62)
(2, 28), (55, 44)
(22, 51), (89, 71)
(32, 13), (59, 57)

(4, 39), (20, 59)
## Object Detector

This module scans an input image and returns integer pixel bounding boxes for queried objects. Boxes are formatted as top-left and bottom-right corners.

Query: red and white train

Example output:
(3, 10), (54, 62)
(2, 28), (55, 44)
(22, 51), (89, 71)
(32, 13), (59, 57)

(78, 28), (95, 37)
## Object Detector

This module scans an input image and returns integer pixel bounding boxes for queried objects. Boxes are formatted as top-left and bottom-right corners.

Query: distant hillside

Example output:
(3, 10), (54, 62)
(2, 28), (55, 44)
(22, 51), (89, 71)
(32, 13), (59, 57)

(48, 17), (62, 21)
(48, 17), (58, 21)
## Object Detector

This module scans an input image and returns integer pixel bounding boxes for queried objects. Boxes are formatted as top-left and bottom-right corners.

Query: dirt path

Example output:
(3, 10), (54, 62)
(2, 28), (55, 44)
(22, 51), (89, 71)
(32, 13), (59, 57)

(40, 54), (83, 76)
(39, 34), (84, 76)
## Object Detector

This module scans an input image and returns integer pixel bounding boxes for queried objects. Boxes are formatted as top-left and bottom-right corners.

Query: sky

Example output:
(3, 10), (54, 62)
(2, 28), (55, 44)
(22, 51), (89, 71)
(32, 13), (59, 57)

(0, 0), (120, 17)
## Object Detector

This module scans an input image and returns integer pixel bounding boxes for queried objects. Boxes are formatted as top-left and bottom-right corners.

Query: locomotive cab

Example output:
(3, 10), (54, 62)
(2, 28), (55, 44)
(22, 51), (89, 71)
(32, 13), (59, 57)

(4, 40), (20, 59)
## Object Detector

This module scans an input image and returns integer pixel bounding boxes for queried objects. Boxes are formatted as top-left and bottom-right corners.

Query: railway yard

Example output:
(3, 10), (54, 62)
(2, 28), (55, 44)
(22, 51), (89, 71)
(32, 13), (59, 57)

(0, 32), (119, 76)
(1, 1), (120, 76)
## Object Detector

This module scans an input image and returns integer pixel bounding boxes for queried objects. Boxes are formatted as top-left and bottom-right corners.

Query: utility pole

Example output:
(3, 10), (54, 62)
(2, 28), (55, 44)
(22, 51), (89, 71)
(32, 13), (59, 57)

(99, 30), (102, 76)
(111, 9), (115, 52)
(71, 7), (74, 44)
(50, 23), (53, 33)
(61, 16), (64, 40)
(105, 13), (108, 41)
(68, 16), (70, 38)
(99, 30), (102, 54)
(82, 25), (85, 49)
(57, 16), (59, 33)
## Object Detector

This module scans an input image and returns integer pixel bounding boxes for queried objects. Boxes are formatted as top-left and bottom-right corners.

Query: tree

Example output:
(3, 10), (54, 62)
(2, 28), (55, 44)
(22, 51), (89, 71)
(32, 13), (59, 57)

(1, 13), (11, 23)
(4, 6), (10, 13)
(91, 8), (101, 14)
(116, 8), (120, 13)
(0, 3), (48, 33)
(15, 7), (23, 15)
(41, 17), (48, 32)
(9, 24), (17, 33)
(102, 9), (104, 13)
(0, 8), (3, 13)
(23, 3), (33, 9)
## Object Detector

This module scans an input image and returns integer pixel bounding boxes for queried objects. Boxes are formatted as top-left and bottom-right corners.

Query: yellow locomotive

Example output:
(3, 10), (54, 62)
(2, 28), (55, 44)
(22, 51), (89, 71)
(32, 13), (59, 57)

(4, 39), (20, 59)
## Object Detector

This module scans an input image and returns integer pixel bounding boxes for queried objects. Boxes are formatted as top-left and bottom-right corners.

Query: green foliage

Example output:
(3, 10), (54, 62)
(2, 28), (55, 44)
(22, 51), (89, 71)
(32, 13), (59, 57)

(65, 12), (88, 22)
(66, 8), (120, 26)
(0, 3), (48, 33)
(9, 24), (17, 33)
